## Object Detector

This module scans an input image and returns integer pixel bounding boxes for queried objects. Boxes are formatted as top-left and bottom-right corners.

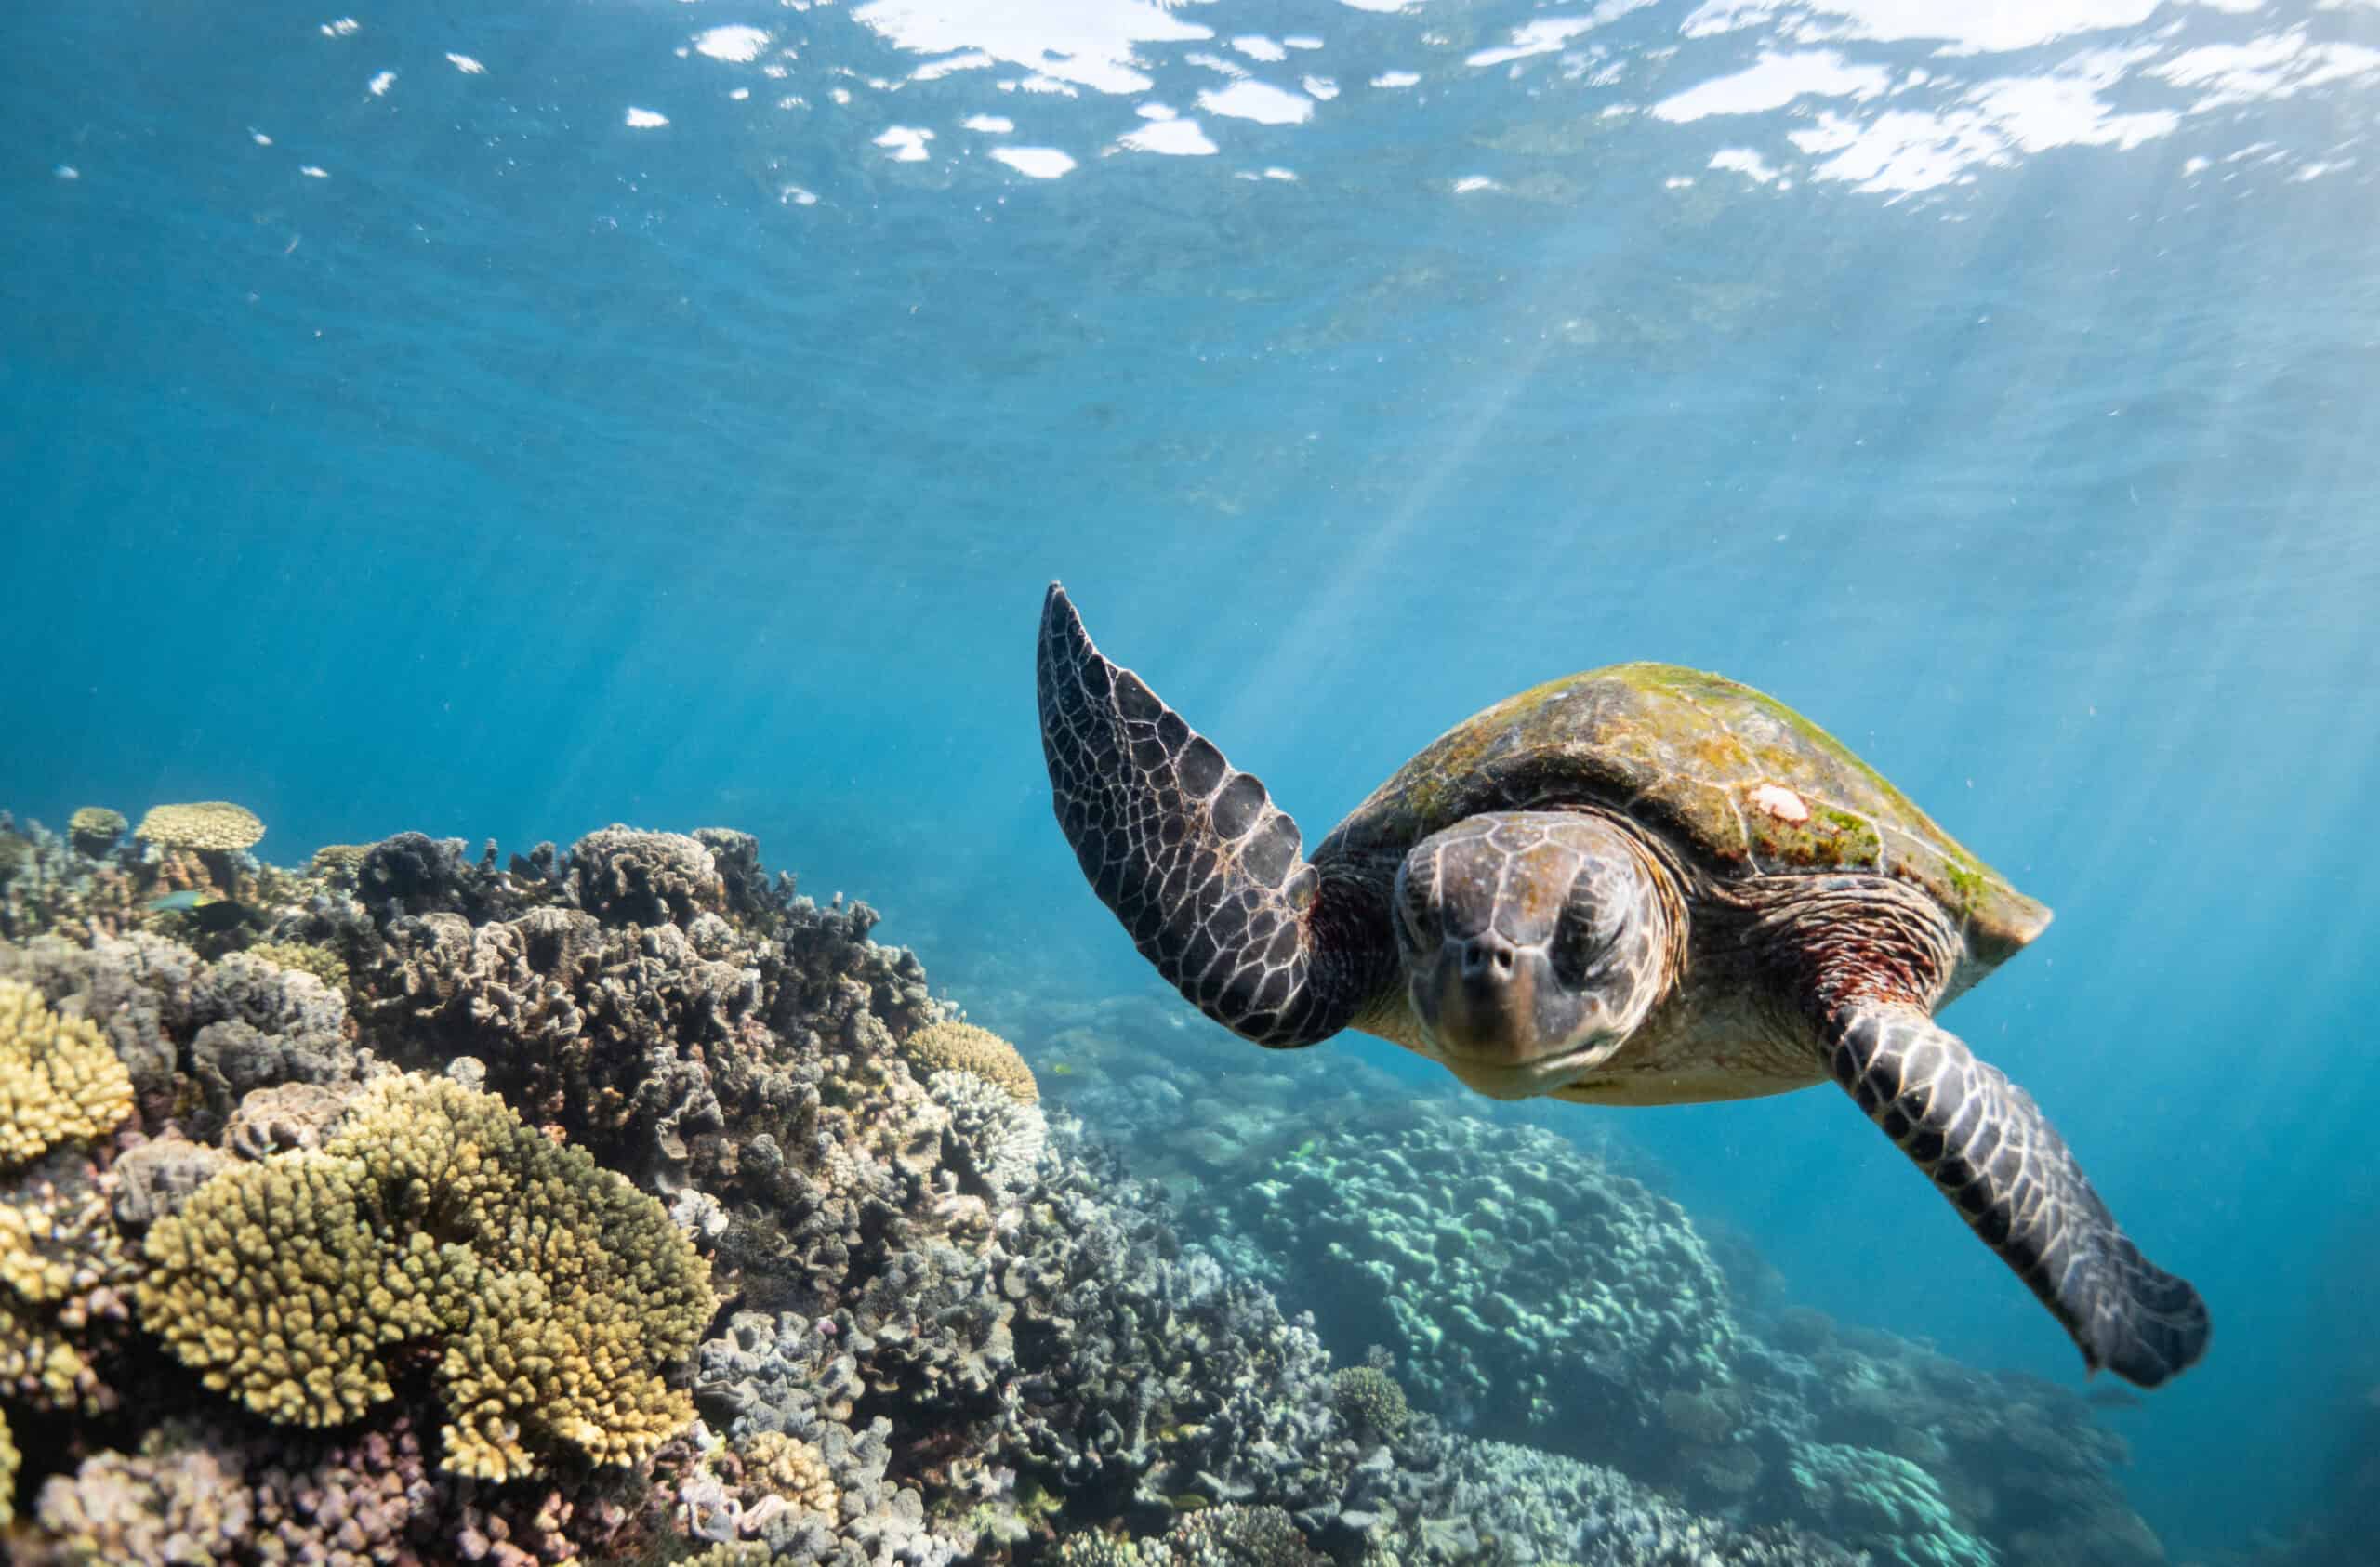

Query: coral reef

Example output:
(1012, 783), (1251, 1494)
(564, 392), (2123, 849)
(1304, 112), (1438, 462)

(0, 813), (2181, 1567)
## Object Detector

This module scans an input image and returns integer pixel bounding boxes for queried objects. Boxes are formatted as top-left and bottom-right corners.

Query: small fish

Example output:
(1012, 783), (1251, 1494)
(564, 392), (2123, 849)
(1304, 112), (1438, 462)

(146, 889), (255, 932)
(1046, 1060), (1077, 1078)
(2084, 1387), (2144, 1412)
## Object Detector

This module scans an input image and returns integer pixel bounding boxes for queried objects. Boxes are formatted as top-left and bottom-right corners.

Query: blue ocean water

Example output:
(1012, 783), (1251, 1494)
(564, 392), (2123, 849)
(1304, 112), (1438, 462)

(5, 0), (2377, 1554)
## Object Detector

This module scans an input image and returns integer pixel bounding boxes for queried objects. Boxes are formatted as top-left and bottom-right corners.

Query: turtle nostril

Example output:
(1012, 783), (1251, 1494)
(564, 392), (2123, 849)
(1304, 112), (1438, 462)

(1461, 937), (1516, 977)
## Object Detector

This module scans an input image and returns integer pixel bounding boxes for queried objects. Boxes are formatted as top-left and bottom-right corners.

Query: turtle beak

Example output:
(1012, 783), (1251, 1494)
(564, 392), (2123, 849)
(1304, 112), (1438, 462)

(1435, 932), (1532, 1053)
(1413, 933), (1585, 1099)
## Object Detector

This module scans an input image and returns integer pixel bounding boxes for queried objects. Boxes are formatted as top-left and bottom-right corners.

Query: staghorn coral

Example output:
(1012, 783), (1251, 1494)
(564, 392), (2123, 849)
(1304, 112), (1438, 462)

(133, 802), (265, 854)
(66, 808), (126, 859)
(903, 1020), (1038, 1105)
(0, 977), (135, 1165)
(137, 1073), (716, 1480)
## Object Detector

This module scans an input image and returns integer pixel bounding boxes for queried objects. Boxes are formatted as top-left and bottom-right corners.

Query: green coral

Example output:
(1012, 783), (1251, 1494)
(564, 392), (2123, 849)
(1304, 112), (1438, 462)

(0, 978), (135, 1166)
(137, 1073), (716, 1480)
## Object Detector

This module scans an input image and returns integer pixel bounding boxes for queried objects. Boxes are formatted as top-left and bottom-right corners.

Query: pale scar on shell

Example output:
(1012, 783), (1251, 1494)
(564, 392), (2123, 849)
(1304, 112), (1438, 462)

(1748, 783), (1810, 823)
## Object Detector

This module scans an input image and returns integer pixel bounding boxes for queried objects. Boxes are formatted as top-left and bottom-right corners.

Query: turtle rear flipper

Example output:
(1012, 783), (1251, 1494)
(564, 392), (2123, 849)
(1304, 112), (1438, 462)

(1038, 583), (1379, 1048)
(1827, 1002), (2210, 1387)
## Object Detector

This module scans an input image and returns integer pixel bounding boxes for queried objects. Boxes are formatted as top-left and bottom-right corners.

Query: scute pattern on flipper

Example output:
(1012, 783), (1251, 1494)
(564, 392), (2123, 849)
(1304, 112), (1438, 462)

(1037, 585), (1382, 1047)
(1827, 1002), (2210, 1388)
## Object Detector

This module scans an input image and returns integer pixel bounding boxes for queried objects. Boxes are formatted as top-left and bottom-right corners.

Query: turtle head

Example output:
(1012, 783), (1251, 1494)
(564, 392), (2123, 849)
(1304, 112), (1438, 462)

(1394, 811), (1675, 1100)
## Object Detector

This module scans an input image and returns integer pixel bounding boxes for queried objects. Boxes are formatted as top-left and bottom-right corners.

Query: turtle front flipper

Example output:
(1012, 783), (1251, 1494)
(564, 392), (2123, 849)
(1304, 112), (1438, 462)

(1038, 583), (1382, 1048)
(1826, 1002), (2210, 1387)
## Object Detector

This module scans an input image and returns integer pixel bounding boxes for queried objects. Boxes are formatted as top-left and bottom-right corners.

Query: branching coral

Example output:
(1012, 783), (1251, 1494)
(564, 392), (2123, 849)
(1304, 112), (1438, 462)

(0, 978), (135, 1165)
(0, 981), (139, 1421)
(137, 1073), (716, 1480)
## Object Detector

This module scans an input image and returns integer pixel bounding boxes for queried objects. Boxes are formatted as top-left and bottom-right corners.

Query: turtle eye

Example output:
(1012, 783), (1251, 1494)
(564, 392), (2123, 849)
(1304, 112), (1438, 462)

(1549, 873), (1620, 991)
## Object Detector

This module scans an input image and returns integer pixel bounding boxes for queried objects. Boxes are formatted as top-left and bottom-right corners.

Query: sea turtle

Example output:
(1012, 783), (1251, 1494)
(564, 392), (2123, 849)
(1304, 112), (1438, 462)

(1036, 583), (2209, 1388)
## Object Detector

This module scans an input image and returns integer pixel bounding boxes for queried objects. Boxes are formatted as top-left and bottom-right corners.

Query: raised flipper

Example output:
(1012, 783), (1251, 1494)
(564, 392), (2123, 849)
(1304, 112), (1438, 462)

(1038, 582), (1383, 1047)
(1826, 1001), (2210, 1387)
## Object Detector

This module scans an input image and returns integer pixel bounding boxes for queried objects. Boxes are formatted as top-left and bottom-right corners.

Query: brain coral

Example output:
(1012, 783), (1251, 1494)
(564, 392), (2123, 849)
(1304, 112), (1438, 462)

(903, 1020), (1038, 1105)
(137, 1073), (716, 1480)
(133, 802), (265, 853)
(0, 977), (134, 1166)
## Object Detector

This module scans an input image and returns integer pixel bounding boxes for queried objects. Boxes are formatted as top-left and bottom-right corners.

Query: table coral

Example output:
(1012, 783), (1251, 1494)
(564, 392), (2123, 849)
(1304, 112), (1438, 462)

(133, 801), (265, 854)
(136, 1073), (716, 1481)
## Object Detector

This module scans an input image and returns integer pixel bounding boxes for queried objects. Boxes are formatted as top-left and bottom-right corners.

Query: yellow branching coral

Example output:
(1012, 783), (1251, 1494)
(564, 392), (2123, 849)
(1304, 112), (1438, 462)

(133, 802), (265, 854)
(0, 1407), (15, 1525)
(903, 1021), (1038, 1105)
(138, 1074), (715, 1480)
(0, 979), (135, 1167)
